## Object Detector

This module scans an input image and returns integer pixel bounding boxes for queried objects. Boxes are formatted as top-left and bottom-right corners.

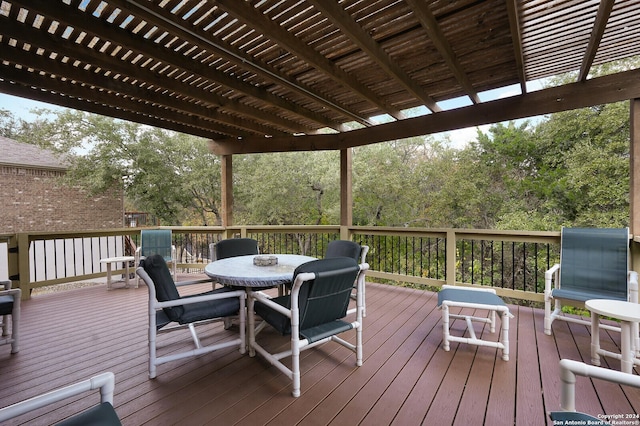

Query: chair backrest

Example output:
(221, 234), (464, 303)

(215, 238), (259, 260)
(0, 294), (14, 316)
(140, 230), (173, 260)
(140, 254), (183, 321)
(325, 240), (362, 262)
(294, 257), (360, 330)
(559, 227), (629, 297)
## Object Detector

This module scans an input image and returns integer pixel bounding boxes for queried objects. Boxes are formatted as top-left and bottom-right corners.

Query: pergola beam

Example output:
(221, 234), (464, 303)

(210, 67), (640, 155)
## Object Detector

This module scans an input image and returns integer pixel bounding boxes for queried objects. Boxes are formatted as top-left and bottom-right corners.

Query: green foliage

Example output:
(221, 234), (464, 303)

(531, 101), (630, 227)
(233, 151), (340, 225)
(353, 138), (435, 226)
(0, 94), (632, 231)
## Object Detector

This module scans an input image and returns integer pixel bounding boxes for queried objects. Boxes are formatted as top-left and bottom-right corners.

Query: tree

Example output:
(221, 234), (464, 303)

(353, 138), (434, 226)
(3, 109), (222, 225)
(532, 101), (630, 227)
(233, 151), (340, 225)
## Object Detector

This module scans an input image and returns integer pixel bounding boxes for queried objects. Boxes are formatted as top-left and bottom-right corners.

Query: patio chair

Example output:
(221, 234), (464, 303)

(210, 238), (260, 297)
(135, 229), (177, 281)
(212, 237), (259, 261)
(0, 280), (20, 354)
(248, 257), (368, 397)
(136, 254), (246, 379)
(325, 240), (370, 316)
(548, 359), (640, 424)
(0, 372), (120, 425)
(544, 227), (638, 337)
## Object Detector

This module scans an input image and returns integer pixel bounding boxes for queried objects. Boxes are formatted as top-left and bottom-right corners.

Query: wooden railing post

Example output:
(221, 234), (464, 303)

(446, 229), (457, 285)
(5, 234), (18, 289)
(16, 233), (31, 300)
(339, 226), (351, 241)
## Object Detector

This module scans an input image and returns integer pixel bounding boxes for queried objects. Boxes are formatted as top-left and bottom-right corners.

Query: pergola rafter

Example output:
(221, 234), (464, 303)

(1, 0), (638, 149)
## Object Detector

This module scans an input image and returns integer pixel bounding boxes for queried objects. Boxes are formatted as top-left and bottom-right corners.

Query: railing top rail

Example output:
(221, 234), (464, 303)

(226, 225), (341, 232)
(15, 228), (141, 241)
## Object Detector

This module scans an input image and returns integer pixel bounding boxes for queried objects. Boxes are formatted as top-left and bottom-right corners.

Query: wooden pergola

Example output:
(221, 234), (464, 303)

(1, 0), (639, 230)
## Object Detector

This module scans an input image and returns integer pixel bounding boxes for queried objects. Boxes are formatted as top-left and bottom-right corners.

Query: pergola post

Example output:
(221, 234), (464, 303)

(631, 99), (640, 272)
(340, 148), (353, 240)
(221, 154), (234, 236)
(631, 98), (640, 236)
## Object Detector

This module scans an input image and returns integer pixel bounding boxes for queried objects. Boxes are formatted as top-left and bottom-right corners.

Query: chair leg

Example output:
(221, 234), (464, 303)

(362, 282), (366, 317)
(149, 314), (157, 379)
(501, 310), (510, 361)
(188, 323), (202, 349)
(356, 322), (363, 367)
(441, 304), (450, 352)
(290, 307), (301, 397)
(545, 296), (561, 335)
(291, 334), (301, 398)
(9, 294), (20, 354)
(1, 314), (7, 337)
(544, 294), (552, 335)
(489, 310), (496, 333)
(591, 313), (601, 367)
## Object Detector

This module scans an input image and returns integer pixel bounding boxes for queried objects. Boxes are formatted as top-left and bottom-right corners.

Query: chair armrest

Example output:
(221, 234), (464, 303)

(545, 263), (561, 293)
(360, 246), (370, 264)
(174, 278), (218, 288)
(251, 291), (293, 318)
(154, 289), (245, 310)
(0, 288), (21, 300)
(0, 372), (116, 422)
(558, 359), (640, 412)
(0, 280), (11, 290)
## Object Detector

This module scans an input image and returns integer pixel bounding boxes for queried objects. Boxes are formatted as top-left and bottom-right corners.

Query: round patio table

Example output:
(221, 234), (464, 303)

(204, 254), (316, 288)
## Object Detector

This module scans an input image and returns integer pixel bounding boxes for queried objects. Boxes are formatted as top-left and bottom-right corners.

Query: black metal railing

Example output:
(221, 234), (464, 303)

(1, 227), (597, 303)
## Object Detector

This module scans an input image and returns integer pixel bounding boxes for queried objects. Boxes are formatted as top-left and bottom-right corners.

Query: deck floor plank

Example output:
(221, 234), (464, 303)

(515, 304), (546, 425)
(483, 305), (518, 426)
(451, 308), (503, 426)
(1, 278), (638, 425)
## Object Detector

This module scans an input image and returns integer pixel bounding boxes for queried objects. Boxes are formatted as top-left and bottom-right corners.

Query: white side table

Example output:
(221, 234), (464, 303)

(100, 256), (136, 290)
(586, 299), (640, 374)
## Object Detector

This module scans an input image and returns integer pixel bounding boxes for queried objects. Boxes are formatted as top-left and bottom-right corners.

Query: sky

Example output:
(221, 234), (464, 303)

(0, 79), (544, 150)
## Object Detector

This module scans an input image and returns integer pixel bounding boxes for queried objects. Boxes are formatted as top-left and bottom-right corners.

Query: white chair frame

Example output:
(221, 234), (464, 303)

(137, 268), (246, 379)
(544, 228), (639, 338)
(347, 245), (369, 317)
(248, 262), (368, 397)
(0, 280), (20, 354)
(556, 359), (640, 414)
(0, 372), (116, 422)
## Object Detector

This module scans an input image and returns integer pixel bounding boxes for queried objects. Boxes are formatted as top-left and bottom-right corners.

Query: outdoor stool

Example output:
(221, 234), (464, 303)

(437, 285), (514, 361)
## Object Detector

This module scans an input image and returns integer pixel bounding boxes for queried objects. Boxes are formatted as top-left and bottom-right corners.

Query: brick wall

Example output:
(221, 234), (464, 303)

(0, 165), (123, 233)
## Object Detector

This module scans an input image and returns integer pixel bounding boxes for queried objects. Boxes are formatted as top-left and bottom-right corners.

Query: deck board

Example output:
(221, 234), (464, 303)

(1, 277), (639, 425)
(516, 306), (547, 425)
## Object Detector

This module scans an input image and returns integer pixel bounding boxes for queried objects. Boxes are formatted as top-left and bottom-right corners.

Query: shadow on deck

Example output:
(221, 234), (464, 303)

(1, 275), (639, 425)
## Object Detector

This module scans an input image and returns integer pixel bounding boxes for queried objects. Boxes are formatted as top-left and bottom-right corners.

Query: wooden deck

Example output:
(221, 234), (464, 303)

(1, 276), (639, 425)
